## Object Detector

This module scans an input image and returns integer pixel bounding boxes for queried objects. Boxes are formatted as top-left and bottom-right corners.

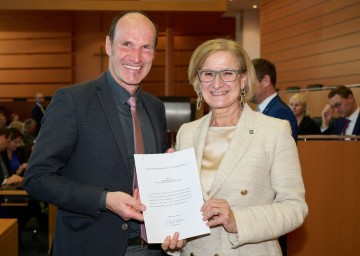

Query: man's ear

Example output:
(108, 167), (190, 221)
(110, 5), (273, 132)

(347, 94), (355, 102)
(105, 36), (112, 57)
(262, 75), (271, 88)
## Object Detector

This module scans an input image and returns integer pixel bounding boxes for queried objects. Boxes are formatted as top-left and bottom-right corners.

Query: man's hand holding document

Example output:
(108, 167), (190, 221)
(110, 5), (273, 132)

(134, 147), (210, 243)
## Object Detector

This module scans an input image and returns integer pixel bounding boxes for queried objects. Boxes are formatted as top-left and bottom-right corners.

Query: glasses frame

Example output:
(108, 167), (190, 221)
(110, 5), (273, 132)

(197, 69), (243, 83)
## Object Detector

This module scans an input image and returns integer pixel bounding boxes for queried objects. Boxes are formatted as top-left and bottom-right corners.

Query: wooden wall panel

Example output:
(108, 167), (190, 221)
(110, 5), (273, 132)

(0, 54), (71, 69)
(0, 10), (234, 119)
(0, 11), (72, 99)
(260, 0), (360, 91)
(288, 140), (360, 256)
(0, 39), (71, 53)
(0, 84), (69, 98)
(0, 70), (71, 83)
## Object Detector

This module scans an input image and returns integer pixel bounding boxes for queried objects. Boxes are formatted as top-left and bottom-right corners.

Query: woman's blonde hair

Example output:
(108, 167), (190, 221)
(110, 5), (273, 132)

(188, 38), (256, 102)
(289, 93), (308, 115)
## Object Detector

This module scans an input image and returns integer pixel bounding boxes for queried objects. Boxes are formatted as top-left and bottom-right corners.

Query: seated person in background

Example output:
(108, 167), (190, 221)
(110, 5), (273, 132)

(6, 113), (20, 126)
(22, 118), (37, 159)
(8, 120), (24, 132)
(289, 93), (319, 134)
(321, 85), (360, 135)
(1, 128), (28, 176)
(0, 127), (45, 243)
(0, 113), (7, 128)
(22, 118), (37, 146)
(0, 127), (23, 186)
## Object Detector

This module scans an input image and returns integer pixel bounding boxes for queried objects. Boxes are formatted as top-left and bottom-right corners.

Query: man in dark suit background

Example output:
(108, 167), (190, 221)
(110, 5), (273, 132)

(321, 85), (360, 135)
(251, 58), (298, 256)
(24, 11), (169, 256)
(31, 92), (46, 136)
(251, 58), (298, 141)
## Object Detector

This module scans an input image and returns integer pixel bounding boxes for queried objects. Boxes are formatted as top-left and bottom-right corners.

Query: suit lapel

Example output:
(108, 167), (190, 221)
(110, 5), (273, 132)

(192, 113), (212, 200)
(208, 104), (255, 198)
(263, 95), (279, 115)
(95, 75), (130, 173)
(353, 114), (360, 135)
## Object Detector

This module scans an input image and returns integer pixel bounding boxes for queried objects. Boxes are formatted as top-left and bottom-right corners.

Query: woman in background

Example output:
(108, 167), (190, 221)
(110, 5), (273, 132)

(1, 127), (28, 176)
(162, 38), (308, 255)
(289, 93), (319, 135)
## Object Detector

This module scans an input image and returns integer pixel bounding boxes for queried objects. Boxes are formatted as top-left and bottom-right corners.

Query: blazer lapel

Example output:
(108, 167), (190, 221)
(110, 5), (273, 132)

(95, 75), (130, 174)
(193, 113), (212, 201)
(208, 104), (255, 198)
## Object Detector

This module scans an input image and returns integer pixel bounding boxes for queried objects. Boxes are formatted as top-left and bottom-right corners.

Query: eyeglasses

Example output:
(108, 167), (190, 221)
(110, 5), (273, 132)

(197, 69), (243, 83)
(331, 102), (342, 109)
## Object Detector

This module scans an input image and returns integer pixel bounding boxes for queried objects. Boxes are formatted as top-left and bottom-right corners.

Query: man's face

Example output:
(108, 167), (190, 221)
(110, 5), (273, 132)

(105, 13), (156, 95)
(251, 76), (267, 104)
(0, 135), (9, 151)
(35, 93), (45, 104)
(329, 94), (354, 118)
(26, 123), (37, 136)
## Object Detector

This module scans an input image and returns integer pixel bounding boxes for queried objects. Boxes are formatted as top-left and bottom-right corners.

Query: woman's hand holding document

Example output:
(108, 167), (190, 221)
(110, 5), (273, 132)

(134, 147), (210, 244)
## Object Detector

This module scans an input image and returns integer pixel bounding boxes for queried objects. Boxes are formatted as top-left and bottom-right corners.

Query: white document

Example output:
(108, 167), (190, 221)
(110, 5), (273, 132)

(134, 147), (210, 244)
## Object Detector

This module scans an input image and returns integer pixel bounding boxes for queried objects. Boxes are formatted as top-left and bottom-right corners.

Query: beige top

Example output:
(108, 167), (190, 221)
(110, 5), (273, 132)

(201, 126), (235, 193)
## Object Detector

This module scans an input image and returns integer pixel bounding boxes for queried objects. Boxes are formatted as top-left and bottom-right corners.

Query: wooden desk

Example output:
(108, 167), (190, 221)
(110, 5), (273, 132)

(0, 189), (29, 206)
(0, 219), (18, 256)
(288, 140), (360, 256)
(0, 187), (56, 252)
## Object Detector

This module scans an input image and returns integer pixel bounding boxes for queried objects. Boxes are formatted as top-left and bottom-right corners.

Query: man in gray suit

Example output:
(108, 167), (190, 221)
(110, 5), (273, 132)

(24, 11), (168, 256)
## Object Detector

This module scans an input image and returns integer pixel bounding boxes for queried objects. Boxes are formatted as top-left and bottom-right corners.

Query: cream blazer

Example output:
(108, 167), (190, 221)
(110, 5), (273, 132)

(174, 104), (308, 256)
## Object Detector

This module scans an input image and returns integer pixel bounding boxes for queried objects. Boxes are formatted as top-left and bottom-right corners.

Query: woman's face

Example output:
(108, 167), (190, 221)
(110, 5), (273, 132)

(289, 99), (305, 117)
(8, 136), (22, 152)
(199, 51), (246, 110)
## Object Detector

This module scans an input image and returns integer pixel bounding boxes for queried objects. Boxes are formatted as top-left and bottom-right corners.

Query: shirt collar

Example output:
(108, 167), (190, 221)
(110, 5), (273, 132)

(257, 92), (277, 113)
(106, 70), (142, 105)
(347, 106), (360, 122)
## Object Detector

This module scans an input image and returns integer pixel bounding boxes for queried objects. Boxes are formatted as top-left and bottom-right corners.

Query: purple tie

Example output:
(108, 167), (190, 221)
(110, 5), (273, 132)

(341, 119), (350, 135)
(127, 96), (147, 242)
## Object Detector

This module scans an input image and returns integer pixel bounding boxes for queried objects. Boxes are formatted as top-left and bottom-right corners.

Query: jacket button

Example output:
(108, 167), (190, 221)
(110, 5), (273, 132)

(214, 254), (219, 256)
(240, 189), (248, 195)
(190, 253), (196, 256)
(121, 223), (128, 230)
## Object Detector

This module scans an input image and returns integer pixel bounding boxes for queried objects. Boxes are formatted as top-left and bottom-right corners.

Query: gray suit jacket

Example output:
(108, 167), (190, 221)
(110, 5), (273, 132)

(24, 73), (168, 256)
(175, 104), (307, 256)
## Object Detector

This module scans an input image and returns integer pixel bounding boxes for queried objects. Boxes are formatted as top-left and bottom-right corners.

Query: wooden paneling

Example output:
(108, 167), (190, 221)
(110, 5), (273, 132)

(0, 11), (72, 98)
(288, 140), (360, 256)
(0, 70), (71, 83)
(260, 0), (360, 91)
(0, 54), (71, 69)
(0, 0), (228, 12)
(0, 10), (234, 118)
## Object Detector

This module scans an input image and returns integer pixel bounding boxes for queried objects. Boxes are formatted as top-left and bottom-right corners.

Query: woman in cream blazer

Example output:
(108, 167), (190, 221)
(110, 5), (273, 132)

(163, 39), (308, 256)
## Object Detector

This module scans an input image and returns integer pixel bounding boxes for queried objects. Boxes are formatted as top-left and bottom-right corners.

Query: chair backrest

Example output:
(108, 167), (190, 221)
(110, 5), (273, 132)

(307, 84), (323, 91)
(286, 86), (301, 92)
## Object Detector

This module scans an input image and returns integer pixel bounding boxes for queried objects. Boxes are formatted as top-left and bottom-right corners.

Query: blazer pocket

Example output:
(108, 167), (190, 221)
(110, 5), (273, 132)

(62, 215), (95, 230)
